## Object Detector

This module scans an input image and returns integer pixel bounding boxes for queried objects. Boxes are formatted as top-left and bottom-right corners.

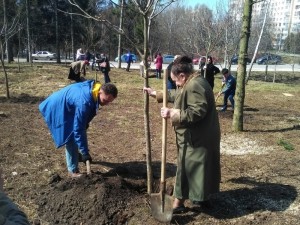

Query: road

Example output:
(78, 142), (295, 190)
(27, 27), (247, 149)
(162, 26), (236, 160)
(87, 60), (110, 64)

(16, 58), (300, 72)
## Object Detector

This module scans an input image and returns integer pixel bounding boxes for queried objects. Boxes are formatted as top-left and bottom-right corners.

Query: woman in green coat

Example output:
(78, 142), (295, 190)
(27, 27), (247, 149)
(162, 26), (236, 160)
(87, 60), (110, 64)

(144, 56), (221, 213)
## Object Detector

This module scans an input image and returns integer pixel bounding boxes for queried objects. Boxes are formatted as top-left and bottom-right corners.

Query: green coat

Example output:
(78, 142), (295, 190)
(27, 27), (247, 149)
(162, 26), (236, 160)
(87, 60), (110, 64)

(0, 192), (30, 225)
(165, 74), (221, 201)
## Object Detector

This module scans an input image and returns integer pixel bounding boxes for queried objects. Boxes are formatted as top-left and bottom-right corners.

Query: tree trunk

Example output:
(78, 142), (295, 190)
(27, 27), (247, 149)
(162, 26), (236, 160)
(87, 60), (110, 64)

(232, 0), (253, 132)
(70, 9), (74, 61)
(246, 0), (270, 84)
(55, 0), (61, 63)
(0, 40), (9, 98)
(143, 15), (153, 194)
(26, 0), (32, 64)
(117, 0), (124, 68)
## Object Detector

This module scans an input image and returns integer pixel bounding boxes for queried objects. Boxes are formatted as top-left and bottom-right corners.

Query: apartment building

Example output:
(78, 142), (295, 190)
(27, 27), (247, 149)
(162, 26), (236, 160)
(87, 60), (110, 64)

(229, 0), (300, 49)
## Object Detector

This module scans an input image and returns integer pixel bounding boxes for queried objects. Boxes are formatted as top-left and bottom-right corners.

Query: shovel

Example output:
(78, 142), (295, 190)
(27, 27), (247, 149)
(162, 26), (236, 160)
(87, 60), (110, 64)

(150, 69), (173, 223)
(86, 160), (91, 175)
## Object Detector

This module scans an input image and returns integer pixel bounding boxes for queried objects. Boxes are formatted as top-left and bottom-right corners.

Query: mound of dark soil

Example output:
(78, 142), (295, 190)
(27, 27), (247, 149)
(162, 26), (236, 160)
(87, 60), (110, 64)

(36, 172), (144, 225)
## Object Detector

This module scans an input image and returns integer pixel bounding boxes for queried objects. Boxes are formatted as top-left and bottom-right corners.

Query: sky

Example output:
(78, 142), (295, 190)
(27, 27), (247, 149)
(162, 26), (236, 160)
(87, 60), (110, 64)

(184, 0), (229, 10)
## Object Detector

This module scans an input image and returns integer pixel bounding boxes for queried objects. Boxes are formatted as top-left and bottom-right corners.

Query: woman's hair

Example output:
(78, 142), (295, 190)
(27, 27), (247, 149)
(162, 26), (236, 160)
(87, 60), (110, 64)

(101, 83), (118, 98)
(171, 56), (194, 76)
(207, 56), (213, 63)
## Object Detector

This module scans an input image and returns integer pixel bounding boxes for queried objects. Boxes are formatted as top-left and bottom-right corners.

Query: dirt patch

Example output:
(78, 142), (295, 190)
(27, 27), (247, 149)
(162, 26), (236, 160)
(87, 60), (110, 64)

(36, 173), (140, 225)
(1, 64), (300, 225)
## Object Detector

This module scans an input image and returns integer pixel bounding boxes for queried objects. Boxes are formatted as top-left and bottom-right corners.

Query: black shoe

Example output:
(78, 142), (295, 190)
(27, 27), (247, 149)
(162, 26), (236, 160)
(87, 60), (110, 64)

(192, 200), (213, 210)
(173, 205), (186, 214)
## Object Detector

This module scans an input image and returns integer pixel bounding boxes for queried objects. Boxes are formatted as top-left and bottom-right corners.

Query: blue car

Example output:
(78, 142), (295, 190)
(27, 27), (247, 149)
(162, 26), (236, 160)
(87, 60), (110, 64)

(115, 54), (138, 63)
(163, 55), (175, 64)
(256, 54), (281, 65)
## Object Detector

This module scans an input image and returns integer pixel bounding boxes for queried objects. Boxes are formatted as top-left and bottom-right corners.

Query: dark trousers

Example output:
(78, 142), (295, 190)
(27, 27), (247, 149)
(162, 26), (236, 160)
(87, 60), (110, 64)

(103, 71), (111, 83)
(126, 62), (131, 71)
(223, 92), (235, 109)
(68, 68), (81, 82)
(156, 69), (162, 79)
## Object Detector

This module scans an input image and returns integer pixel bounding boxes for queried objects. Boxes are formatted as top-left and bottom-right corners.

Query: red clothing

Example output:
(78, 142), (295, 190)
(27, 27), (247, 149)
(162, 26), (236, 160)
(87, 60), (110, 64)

(154, 55), (163, 70)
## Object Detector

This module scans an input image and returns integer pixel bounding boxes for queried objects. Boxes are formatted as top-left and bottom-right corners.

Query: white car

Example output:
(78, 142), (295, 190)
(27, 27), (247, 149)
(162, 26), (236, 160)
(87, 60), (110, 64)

(32, 51), (56, 60)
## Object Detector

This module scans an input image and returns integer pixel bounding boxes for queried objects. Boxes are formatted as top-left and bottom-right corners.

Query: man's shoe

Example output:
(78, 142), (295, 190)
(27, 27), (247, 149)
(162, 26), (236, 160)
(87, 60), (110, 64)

(69, 172), (82, 178)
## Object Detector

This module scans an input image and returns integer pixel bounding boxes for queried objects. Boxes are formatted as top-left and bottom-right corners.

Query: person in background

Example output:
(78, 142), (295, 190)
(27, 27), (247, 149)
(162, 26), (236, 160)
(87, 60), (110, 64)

(217, 68), (236, 112)
(198, 56), (206, 71)
(166, 55), (180, 89)
(98, 53), (111, 83)
(139, 56), (151, 77)
(39, 81), (118, 178)
(68, 60), (90, 82)
(90, 52), (96, 71)
(126, 51), (133, 72)
(84, 50), (92, 62)
(143, 55), (221, 214)
(76, 48), (83, 61)
(200, 56), (220, 89)
(0, 169), (30, 225)
(154, 52), (163, 79)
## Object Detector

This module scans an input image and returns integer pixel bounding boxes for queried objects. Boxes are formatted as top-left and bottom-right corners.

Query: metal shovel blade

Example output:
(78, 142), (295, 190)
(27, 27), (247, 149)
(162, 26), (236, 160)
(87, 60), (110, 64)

(150, 192), (173, 223)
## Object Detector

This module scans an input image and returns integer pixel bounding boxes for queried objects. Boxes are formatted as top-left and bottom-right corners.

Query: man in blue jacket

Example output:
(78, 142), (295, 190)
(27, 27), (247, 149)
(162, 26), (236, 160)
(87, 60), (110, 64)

(125, 51), (133, 72)
(39, 81), (118, 178)
(217, 68), (236, 112)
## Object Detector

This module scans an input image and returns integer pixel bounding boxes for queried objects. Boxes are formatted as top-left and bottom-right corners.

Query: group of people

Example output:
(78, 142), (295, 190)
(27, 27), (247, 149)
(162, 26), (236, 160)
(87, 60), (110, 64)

(70, 48), (111, 84)
(1, 51), (237, 222)
(199, 55), (236, 111)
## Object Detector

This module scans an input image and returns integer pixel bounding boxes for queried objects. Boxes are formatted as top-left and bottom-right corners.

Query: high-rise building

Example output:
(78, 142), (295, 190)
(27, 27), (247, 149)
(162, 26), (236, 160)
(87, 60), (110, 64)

(229, 0), (300, 49)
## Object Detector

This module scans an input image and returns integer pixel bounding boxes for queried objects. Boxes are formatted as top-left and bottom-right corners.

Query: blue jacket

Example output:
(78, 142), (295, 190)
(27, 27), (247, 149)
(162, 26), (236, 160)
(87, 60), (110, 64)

(39, 80), (99, 155)
(222, 74), (236, 96)
(126, 53), (132, 63)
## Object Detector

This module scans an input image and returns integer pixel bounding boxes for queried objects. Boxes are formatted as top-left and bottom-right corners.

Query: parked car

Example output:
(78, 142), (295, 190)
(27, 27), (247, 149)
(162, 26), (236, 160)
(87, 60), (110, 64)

(256, 54), (282, 65)
(231, 55), (251, 65)
(162, 55), (175, 64)
(32, 51), (56, 60)
(114, 54), (138, 63)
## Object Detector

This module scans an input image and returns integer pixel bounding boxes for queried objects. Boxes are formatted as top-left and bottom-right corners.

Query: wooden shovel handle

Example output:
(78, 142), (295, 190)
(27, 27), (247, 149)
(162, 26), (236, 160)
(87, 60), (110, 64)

(161, 69), (168, 183)
(86, 160), (91, 175)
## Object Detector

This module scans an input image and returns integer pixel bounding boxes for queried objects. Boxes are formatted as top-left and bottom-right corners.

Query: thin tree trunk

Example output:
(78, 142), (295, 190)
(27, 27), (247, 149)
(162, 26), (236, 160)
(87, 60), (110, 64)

(246, 0), (270, 84)
(232, 0), (253, 132)
(117, 0), (124, 68)
(143, 15), (152, 195)
(26, 0), (32, 64)
(0, 40), (9, 98)
(55, 0), (61, 63)
(70, 10), (74, 61)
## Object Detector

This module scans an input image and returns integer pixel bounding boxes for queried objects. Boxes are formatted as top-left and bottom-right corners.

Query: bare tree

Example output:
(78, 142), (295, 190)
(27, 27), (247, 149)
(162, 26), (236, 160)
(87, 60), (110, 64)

(246, 0), (270, 84)
(232, 0), (254, 132)
(0, 1), (19, 98)
(65, 0), (176, 194)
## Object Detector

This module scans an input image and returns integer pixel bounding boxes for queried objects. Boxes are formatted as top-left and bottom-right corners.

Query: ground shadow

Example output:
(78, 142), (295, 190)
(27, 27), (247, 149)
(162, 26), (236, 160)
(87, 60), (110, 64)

(244, 124), (300, 133)
(0, 94), (43, 104)
(203, 177), (297, 219)
(92, 160), (177, 179)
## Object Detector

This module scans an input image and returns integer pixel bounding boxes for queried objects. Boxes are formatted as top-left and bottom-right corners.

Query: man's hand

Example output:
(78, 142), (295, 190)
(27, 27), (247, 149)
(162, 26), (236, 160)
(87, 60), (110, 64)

(81, 153), (92, 163)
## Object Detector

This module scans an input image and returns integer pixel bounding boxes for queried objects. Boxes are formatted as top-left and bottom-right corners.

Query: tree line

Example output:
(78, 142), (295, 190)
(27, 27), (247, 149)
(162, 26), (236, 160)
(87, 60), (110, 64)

(2, 0), (292, 65)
